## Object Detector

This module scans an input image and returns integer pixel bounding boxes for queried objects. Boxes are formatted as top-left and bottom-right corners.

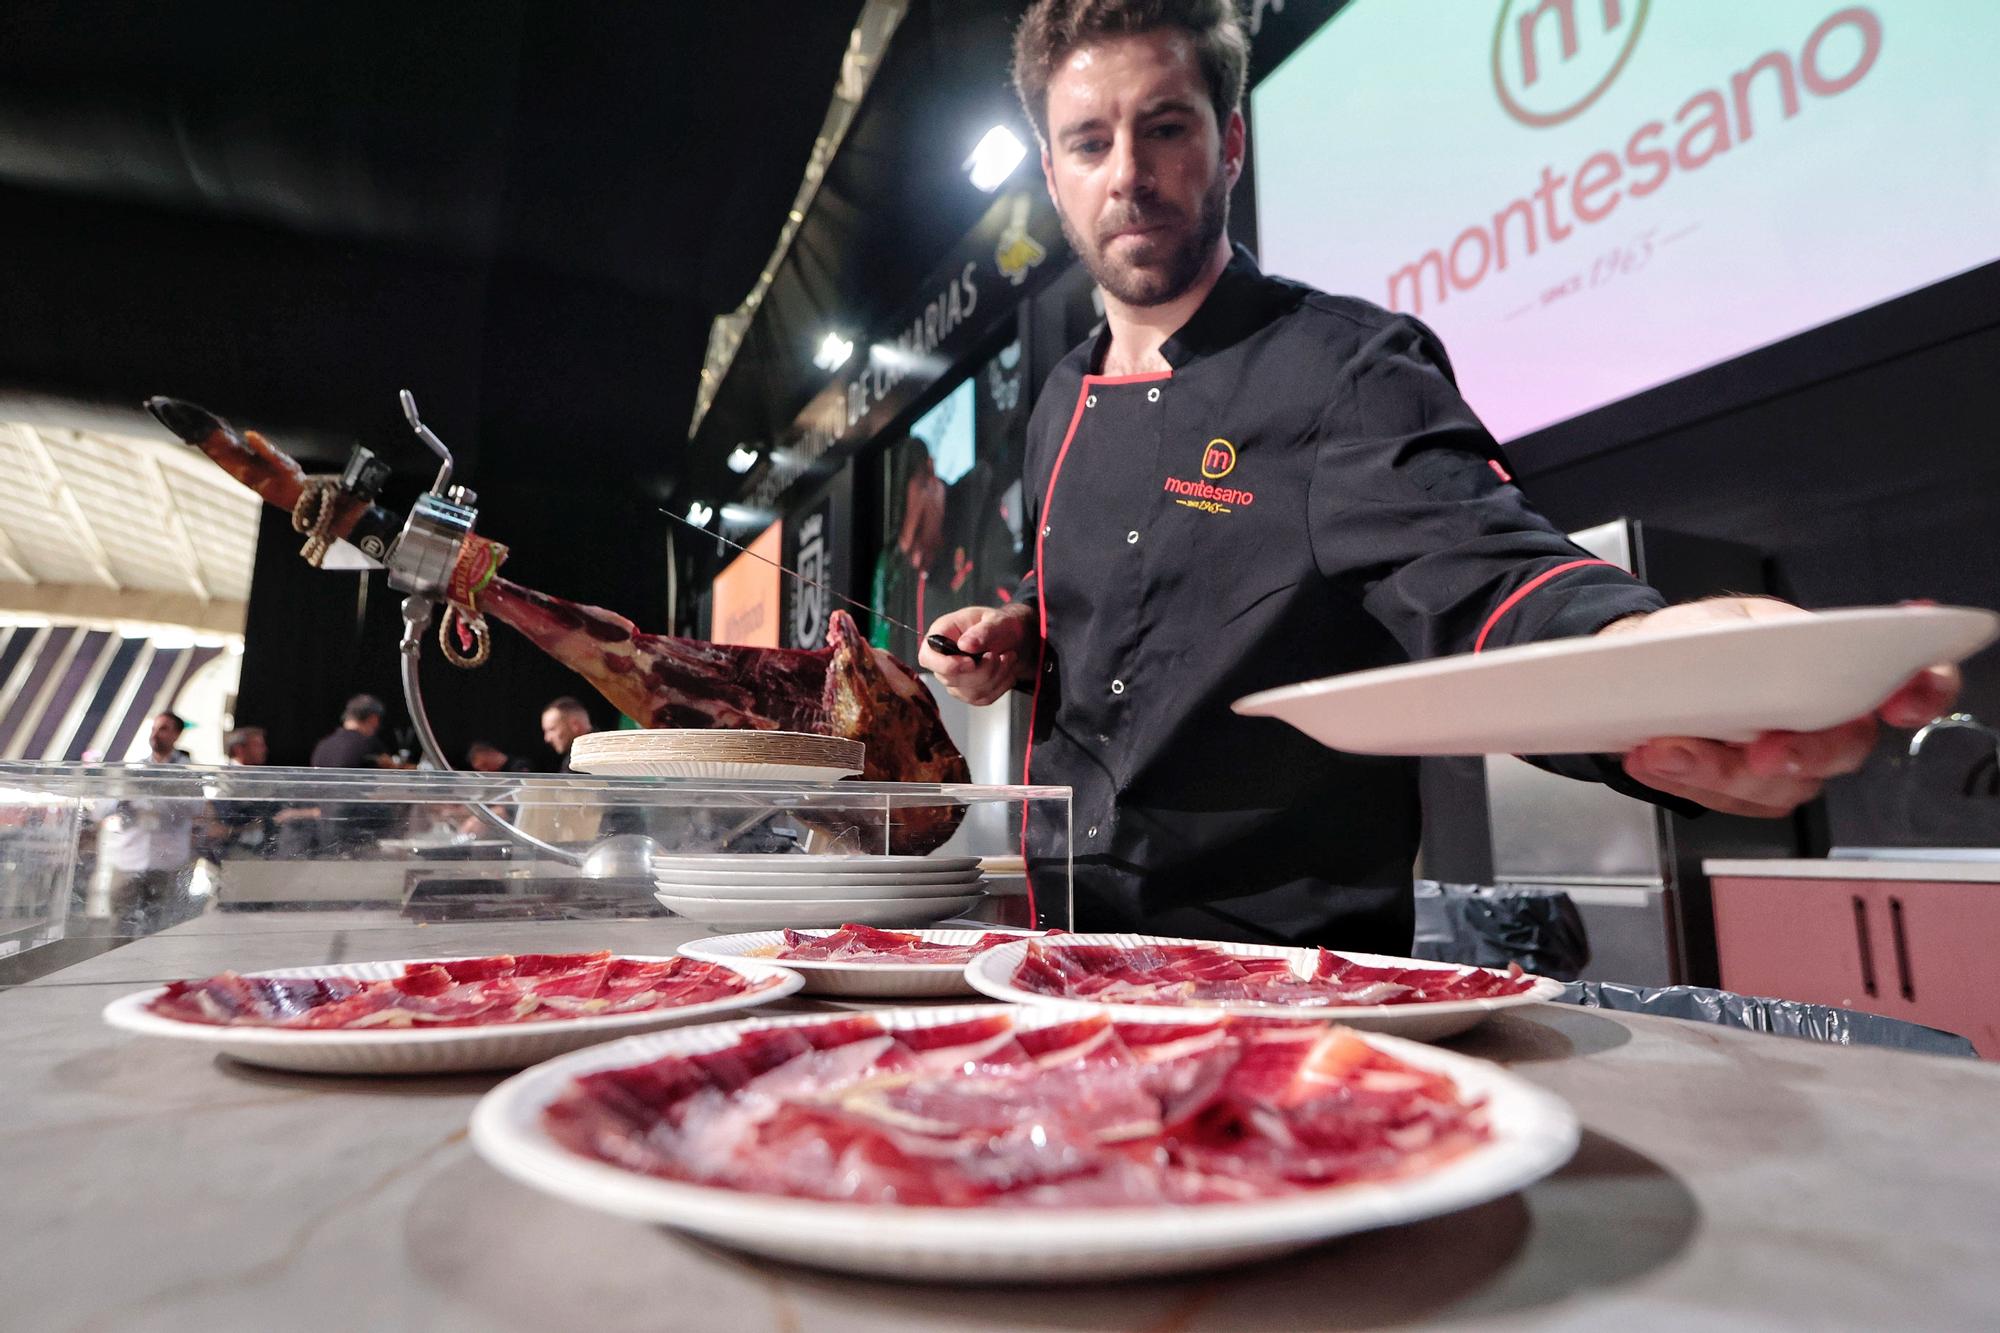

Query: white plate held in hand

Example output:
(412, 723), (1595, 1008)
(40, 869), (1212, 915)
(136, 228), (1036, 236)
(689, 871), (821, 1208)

(1232, 605), (1998, 756)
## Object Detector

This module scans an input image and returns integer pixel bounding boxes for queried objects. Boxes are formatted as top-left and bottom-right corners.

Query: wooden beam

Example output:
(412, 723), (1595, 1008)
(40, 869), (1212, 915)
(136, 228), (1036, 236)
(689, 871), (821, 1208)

(0, 583), (245, 636)
(143, 453), (212, 602)
(13, 423), (120, 591)
(0, 513), (35, 583)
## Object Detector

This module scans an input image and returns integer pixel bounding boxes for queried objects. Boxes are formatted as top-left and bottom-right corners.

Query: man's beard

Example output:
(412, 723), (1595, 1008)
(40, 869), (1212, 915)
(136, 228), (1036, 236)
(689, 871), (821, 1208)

(1065, 168), (1230, 308)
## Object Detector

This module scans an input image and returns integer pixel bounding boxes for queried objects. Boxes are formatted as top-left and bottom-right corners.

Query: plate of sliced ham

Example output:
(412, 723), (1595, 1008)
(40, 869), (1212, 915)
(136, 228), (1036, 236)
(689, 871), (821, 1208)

(679, 924), (1048, 996)
(102, 952), (803, 1074)
(470, 1004), (1579, 1280)
(964, 935), (1564, 1041)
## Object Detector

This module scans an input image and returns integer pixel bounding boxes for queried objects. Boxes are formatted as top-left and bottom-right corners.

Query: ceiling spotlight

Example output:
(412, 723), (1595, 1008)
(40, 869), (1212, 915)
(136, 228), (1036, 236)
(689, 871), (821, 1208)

(813, 332), (855, 371)
(965, 125), (1027, 192)
(719, 503), (771, 527)
(725, 445), (760, 474)
(685, 501), (714, 528)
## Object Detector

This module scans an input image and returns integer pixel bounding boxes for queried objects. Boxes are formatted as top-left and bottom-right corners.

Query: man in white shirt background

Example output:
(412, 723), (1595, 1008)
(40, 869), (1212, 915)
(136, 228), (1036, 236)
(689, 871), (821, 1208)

(86, 712), (198, 929)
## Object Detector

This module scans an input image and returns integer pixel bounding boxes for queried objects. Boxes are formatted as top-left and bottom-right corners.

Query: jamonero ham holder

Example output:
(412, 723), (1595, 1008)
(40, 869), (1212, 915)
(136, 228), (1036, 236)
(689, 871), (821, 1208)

(144, 391), (976, 859)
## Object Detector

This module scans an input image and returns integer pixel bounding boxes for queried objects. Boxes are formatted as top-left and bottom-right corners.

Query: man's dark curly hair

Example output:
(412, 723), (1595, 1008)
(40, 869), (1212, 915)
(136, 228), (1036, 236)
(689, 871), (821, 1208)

(1012, 0), (1250, 148)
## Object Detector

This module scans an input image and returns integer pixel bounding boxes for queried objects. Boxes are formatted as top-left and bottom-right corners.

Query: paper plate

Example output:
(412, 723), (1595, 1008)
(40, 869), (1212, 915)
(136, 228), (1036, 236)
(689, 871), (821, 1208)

(649, 865), (983, 888)
(678, 928), (1042, 997)
(652, 876), (982, 902)
(567, 759), (860, 781)
(101, 955), (802, 1074)
(568, 729), (864, 781)
(964, 934), (1564, 1042)
(652, 854), (981, 872)
(652, 891), (983, 931)
(470, 1004), (1580, 1280)
(1232, 605), (2000, 756)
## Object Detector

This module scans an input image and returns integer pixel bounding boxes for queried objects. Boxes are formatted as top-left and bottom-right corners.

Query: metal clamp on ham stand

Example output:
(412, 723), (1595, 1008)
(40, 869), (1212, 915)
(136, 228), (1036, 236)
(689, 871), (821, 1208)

(382, 392), (657, 878)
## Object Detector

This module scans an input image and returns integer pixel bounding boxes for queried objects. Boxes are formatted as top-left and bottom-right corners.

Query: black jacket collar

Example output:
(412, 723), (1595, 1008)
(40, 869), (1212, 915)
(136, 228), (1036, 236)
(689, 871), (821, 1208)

(1086, 244), (1303, 373)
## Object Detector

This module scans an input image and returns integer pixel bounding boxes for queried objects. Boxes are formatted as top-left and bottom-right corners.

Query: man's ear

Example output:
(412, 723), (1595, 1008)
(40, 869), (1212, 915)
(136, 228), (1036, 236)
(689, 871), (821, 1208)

(1222, 109), (1246, 188)
(1041, 146), (1058, 208)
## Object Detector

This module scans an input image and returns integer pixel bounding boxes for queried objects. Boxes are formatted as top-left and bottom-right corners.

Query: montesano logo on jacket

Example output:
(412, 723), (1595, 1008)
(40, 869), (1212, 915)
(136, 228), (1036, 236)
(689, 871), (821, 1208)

(1163, 438), (1254, 514)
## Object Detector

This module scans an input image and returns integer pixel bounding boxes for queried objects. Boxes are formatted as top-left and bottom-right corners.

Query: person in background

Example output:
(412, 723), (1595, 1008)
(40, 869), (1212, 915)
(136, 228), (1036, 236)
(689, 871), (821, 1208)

(467, 740), (532, 773)
(310, 694), (391, 769)
(539, 697), (594, 773)
(224, 726), (268, 766)
(449, 740), (533, 835)
(87, 712), (196, 928)
(211, 725), (318, 858)
(145, 711), (193, 765)
(308, 694), (402, 850)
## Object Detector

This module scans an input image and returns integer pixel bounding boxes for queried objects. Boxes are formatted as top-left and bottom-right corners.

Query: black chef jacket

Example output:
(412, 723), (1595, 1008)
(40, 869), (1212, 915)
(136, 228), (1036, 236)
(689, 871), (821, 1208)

(1018, 246), (1673, 951)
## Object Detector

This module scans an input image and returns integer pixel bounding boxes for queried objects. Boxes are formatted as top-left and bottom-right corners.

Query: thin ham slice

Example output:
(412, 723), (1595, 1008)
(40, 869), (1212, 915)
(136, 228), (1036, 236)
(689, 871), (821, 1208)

(1010, 941), (1534, 1009)
(543, 1012), (1489, 1209)
(769, 924), (1035, 966)
(146, 955), (771, 1030)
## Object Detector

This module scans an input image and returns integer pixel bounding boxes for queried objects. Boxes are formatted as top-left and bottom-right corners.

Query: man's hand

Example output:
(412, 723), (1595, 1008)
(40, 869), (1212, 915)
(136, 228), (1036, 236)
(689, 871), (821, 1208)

(919, 603), (1038, 706)
(1599, 597), (1961, 817)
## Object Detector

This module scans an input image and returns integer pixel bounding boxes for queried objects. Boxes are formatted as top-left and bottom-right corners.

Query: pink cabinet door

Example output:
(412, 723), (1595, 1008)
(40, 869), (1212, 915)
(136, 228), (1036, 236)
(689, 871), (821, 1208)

(1869, 881), (2000, 1059)
(1711, 876), (1889, 1014)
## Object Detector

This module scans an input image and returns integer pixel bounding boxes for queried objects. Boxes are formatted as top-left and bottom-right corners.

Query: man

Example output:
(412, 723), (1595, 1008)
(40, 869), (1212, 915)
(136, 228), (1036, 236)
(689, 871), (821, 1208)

(540, 697), (595, 773)
(308, 694), (399, 849)
(143, 711), (193, 765)
(224, 726), (268, 767)
(87, 713), (196, 926)
(920, 0), (1957, 949)
(211, 725), (320, 857)
(310, 694), (392, 768)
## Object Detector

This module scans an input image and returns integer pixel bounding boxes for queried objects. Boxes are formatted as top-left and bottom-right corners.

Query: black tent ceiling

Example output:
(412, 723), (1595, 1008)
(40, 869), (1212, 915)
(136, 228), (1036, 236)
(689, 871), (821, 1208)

(0, 0), (866, 491)
(689, 0), (1032, 494)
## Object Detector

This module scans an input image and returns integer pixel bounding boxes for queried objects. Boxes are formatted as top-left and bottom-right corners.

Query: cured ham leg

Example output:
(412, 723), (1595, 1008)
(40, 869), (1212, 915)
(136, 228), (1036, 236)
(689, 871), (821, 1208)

(145, 397), (970, 851)
(480, 581), (970, 852)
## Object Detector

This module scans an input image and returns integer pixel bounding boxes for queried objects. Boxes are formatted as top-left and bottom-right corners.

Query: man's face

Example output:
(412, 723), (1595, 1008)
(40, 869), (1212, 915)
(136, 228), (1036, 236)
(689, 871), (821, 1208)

(1040, 30), (1242, 308)
(541, 709), (589, 755)
(470, 748), (505, 773)
(148, 715), (183, 756)
(234, 734), (268, 766)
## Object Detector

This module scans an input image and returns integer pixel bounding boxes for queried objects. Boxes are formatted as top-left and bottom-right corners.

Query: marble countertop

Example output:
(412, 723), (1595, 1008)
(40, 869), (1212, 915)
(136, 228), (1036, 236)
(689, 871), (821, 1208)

(5, 911), (1999, 1331)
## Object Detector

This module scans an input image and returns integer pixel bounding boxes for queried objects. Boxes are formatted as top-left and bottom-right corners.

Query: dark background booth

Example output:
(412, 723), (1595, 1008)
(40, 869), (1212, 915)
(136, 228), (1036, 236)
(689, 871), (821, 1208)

(1, 1), (1994, 958)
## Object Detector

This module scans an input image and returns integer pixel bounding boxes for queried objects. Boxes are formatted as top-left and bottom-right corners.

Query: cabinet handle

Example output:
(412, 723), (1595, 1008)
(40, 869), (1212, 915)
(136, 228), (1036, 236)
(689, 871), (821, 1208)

(1851, 895), (1878, 998)
(1888, 896), (1916, 1002)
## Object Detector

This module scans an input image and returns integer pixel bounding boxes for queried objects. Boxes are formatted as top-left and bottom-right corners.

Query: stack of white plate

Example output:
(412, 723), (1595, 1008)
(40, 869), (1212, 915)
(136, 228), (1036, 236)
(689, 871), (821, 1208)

(568, 729), (864, 781)
(652, 854), (984, 930)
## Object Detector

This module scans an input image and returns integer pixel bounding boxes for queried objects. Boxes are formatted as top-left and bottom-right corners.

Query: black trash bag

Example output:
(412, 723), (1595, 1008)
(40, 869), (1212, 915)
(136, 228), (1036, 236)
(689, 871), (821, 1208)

(1559, 981), (1978, 1058)
(1411, 881), (1590, 981)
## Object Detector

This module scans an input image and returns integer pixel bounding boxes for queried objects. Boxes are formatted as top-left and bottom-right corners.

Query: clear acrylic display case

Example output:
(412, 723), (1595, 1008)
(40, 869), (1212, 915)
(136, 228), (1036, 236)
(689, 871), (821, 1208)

(0, 762), (1070, 982)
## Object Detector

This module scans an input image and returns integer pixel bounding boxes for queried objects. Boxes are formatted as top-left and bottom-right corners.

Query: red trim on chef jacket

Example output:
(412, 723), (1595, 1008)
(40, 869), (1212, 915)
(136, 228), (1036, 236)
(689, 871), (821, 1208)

(1081, 370), (1174, 386)
(1019, 370), (1174, 922)
(1472, 559), (1613, 654)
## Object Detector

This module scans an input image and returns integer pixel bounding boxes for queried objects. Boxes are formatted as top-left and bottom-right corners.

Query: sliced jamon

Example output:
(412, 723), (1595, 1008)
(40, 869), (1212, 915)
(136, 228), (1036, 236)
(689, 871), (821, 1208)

(436, 956), (517, 982)
(145, 954), (771, 1030)
(1014, 942), (1534, 1009)
(513, 951), (614, 977)
(149, 973), (376, 1026)
(541, 1010), (1490, 1209)
(769, 925), (1034, 966)
(523, 958), (613, 1012)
